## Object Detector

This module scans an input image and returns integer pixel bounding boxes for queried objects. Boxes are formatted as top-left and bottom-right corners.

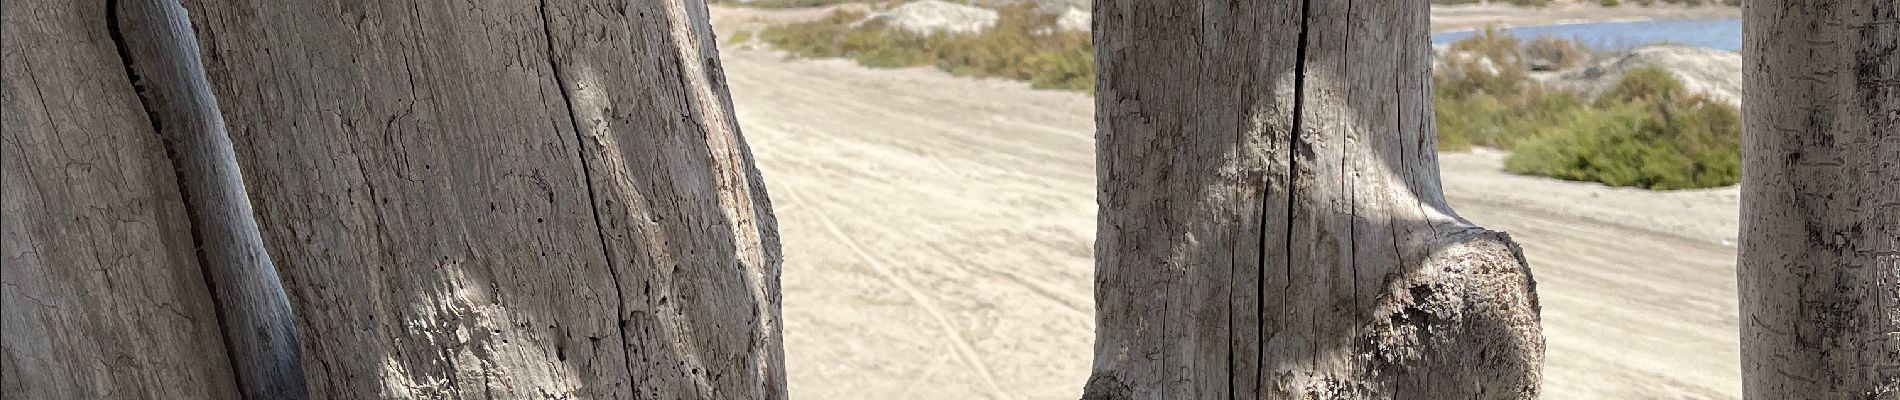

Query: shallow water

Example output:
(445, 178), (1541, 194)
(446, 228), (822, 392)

(1432, 18), (1742, 51)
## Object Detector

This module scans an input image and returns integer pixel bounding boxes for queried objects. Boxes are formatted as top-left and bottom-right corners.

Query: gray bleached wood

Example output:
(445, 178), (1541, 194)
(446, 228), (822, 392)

(1085, 0), (1543, 398)
(1, 0), (241, 398)
(1739, 0), (1898, 397)
(178, 0), (784, 397)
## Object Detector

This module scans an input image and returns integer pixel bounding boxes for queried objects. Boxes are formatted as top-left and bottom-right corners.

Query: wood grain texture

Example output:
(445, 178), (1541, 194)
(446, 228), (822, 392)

(1739, 0), (1899, 398)
(110, 0), (307, 396)
(1, 0), (241, 398)
(177, 0), (784, 397)
(1086, 0), (1542, 398)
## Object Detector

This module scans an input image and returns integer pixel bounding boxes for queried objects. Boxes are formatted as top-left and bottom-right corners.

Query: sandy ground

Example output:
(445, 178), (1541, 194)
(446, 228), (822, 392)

(712, 4), (1743, 399)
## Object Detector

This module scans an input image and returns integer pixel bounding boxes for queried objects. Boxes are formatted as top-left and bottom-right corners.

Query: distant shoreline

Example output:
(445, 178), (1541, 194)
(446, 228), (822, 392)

(1429, 16), (1739, 35)
(1432, 18), (1743, 51)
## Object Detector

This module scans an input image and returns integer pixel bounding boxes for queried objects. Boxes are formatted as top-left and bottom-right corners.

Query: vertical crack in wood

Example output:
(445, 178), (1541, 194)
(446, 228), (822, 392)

(102, 1), (251, 392)
(1339, 0), (1362, 341)
(1256, 1), (1311, 396)
(534, 1), (642, 396)
(1284, 0), (1311, 296)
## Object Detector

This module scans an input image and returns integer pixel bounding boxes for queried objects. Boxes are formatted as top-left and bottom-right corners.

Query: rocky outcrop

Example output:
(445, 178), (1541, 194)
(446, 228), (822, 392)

(1543, 44), (1742, 106)
(867, 0), (999, 35)
(968, 0), (1087, 12)
(1034, 0), (1088, 13)
(1055, 6), (1089, 31)
(1432, 43), (1743, 106)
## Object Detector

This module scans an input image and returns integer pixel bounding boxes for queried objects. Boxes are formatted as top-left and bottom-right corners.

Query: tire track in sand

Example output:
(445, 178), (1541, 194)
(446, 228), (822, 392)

(776, 187), (1013, 400)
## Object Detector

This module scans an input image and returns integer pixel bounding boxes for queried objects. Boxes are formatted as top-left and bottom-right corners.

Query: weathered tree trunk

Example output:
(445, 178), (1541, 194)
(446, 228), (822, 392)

(8, 0), (779, 398)
(1, 1), (241, 398)
(174, 0), (784, 397)
(1084, 1), (1542, 399)
(1738, 0), (1898, 398)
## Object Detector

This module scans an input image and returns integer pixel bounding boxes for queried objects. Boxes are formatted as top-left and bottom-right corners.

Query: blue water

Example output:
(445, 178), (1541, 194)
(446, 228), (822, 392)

(1432, 19), (1742, 51)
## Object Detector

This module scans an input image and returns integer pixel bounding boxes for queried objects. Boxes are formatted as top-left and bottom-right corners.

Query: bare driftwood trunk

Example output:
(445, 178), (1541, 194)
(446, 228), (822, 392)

(1084, 1), (1542, 398)
(1, 0), (241, 398)
(175, 0), (784, 397)
(1739, 0), (1898, 398)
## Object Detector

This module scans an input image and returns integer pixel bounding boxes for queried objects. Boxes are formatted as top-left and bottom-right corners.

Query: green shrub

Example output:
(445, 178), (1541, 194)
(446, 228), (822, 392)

(1524, 36), (1592, 71)
(1433, 31), (1741, 190)
(727, 30), (754, 44)
(1434, 28), (1547, 150)
(1502, 68), (1741, 190)
(757, 10), (869, 58)
(1448, 27), (1525, 70)
(1435, 86), (1589, 151)
(1437, 27), (1530, 98)
(1596, 66), (1687, 106)
(759, 5), (1095, 91)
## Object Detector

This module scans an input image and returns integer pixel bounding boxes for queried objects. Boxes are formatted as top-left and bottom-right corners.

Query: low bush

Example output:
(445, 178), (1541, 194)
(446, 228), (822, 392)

(1448, 27), (1527, 70)
(1435, 86), (1589, 150)
(1502, 67), (1741, 189)
(1434, 28), (1542, 150)
(1436, 28), (1534, 98)
(1524, 36), (1592, 71)
(759, 5), (1094, 91)
(1434, 31), (1741, 190)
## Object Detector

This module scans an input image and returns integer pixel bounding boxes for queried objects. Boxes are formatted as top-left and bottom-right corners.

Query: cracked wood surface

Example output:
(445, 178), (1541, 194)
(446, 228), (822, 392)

(1739, 0), (1899, 398)
(1085, 0), (1542, 398)
(169, 0), (782, 397)
(1, 0), (242, 398)
(5, 0), (779, 398)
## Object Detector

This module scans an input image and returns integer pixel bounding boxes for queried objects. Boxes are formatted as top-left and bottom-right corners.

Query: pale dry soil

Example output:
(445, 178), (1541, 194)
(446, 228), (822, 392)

(713, 5), (1742, 399)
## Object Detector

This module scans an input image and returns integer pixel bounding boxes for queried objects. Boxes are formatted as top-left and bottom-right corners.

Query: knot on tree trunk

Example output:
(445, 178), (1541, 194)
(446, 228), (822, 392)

(1080, 374), (1134, 400)
(1353, 229), (1543, 399)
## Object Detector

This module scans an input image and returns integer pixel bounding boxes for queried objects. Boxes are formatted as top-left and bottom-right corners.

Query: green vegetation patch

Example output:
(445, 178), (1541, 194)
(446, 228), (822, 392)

(1434, 28), (1577, 149)
(759, 5), (1094, 91)
(1435, 86), (1591, 150)
(1502, 68), (1741, 190)
(1525, 36), (1593, 71)
(1433, 29), (1739, 190)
